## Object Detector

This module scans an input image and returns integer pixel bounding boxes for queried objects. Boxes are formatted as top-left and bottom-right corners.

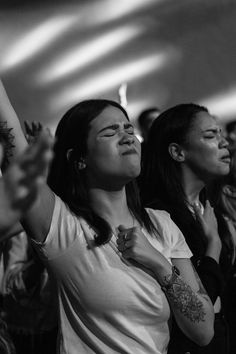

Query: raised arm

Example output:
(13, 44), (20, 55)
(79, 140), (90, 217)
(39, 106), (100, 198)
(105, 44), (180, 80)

(0, 79), (55, 242)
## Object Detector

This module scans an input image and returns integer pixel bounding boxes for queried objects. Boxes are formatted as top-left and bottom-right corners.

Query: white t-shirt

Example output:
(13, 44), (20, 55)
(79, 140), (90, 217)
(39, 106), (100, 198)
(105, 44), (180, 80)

(33, 195), (192, 354)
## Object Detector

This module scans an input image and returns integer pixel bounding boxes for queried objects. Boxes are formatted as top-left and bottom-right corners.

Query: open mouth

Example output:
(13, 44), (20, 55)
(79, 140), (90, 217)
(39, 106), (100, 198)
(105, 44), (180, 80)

(220, 155), (231, 163)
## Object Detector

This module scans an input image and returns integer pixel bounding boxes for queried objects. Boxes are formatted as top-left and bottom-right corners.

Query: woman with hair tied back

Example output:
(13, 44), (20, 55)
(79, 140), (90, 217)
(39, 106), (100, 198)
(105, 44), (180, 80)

(0, 80), (214, 354)
(141, 103), (234, 354)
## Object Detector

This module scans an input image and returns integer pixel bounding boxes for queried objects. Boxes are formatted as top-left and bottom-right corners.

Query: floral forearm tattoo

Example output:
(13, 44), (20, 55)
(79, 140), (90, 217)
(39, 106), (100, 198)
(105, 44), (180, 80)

(162, 267), (207, 323)
(0, 121), (15, 169)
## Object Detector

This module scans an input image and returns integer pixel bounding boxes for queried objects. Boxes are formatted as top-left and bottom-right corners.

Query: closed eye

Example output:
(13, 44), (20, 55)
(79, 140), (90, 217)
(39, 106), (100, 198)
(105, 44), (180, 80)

(204, 128), (222, 139)
(204, 134), (215, 139)
(103, 132), (116, 137)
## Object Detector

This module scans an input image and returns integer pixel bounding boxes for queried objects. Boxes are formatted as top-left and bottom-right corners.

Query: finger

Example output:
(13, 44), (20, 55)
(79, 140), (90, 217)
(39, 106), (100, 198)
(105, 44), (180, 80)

(32, 121), (39, 132)
(121, 248), (133, 259)
(24, 120), (32, 135)
(117, 239), (132, 252)
(19, 132), (54, 170)
(117, 242), (126, 252)
(118, 225), (134, 235)
(204, 200), (213, 213)
(192, 203), (203, 217)
(118, 224), (127, 232)
(116, 232), (129, 244)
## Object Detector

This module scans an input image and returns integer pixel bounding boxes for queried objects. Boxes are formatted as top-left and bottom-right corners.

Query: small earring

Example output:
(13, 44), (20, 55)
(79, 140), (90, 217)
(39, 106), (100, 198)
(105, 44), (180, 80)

(75, 159), (86, 171)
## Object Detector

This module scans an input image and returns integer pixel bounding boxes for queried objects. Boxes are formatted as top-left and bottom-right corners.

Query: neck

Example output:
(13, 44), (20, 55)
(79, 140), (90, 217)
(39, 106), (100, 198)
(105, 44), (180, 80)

(88, 186), (133, 231)
(181, 167), (205, 205)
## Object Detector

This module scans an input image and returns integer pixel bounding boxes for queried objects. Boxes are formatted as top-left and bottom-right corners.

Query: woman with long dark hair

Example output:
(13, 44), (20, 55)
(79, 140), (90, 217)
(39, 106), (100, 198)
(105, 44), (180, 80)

(142, 103), (233, 354)
(0, 81), (214, 354)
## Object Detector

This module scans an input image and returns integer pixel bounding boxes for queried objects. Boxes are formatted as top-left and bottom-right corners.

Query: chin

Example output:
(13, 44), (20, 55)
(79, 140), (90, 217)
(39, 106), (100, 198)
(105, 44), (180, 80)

(131, 166), (141, 177)
(124, 170), (140, 182)
(210, 168), (230, 180)
(221, 166), (230, 175)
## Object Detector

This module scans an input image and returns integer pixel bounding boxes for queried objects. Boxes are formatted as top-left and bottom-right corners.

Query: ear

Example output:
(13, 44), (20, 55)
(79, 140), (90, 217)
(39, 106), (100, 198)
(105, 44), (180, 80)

(66, 148), (73, 161)
(168, 143), (185, 162)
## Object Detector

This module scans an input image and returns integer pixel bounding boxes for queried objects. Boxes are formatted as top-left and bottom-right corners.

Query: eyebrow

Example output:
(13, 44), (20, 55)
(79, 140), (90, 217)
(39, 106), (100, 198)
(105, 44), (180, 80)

(98, 123), (133, 133)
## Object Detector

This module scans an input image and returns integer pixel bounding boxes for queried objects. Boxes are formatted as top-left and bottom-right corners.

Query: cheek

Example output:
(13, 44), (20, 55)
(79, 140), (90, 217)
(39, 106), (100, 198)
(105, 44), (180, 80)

(87, 144), (115, 168)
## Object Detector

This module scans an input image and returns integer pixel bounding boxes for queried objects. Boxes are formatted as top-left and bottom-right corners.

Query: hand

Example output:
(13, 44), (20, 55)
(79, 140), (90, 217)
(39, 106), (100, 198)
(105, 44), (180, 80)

(4, 130), (53, 206)
(0, 131), (54, 235)
(3, 263), (26, 295)
(193, 200), (221, 244)
(116, 224), (170, 272)
(24, 120), (52, 144)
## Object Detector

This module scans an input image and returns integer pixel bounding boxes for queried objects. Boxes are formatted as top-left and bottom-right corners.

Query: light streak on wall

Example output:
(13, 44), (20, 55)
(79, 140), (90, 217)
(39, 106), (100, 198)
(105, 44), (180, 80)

(36, 24), (145, 84)
(200, 88), (236, 120)
(0, 16), (77, 71)
(50, 51), (168, 111)
(90, 0), (158, 25)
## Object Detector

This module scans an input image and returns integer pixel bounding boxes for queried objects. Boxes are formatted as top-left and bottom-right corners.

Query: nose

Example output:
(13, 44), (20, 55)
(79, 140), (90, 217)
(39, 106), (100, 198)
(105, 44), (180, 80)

(219, 135), (229, 148)
(119, 132), (134, 145)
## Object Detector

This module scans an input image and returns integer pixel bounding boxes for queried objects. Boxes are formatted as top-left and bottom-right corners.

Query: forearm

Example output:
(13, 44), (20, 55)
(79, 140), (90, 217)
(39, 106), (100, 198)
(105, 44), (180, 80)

(0, 80), (28, 161)
(152, 262), (214, 346)
(205, 238), (222, 263)
(197, 256), (224, 303)
(162, 268), (214, 346)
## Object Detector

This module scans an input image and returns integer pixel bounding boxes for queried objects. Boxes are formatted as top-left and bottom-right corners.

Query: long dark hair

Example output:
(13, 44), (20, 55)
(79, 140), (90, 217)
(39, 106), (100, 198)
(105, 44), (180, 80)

(48, 99), (156, 245)
(141, 103), (209, 259)
(141, 103), (208, 207)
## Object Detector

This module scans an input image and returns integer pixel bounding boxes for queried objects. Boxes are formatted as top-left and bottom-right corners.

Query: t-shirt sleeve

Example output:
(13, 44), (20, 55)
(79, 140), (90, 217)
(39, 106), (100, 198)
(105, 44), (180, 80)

(31, 194), (83, 260)
(167, 216), (193, 259)
(146, 208), (193, 260)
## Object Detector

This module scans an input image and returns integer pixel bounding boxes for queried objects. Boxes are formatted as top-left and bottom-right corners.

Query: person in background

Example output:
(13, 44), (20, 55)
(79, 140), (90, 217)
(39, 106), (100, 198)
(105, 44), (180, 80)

(0, 79), (214, 354)
(0, 129), (53, 354)
(1, 231), (57, 354)
(225, 120), (236, 150)
(208, 120), (236, 354)
(0, 120), (57, 354)
(141, 103), (234, 354)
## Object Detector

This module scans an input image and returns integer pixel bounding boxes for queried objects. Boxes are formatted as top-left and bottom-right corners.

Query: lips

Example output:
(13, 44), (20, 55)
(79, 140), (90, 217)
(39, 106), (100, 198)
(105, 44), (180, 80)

(220, 154), (231, 163)
(122, 148), (138, 155)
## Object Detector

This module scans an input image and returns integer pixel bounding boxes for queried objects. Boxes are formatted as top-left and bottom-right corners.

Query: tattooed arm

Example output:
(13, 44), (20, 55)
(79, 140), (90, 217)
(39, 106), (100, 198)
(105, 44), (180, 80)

(0, 79), (55, 242)
(163, 258), (214, 346)
(117, 226), (214, 346)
